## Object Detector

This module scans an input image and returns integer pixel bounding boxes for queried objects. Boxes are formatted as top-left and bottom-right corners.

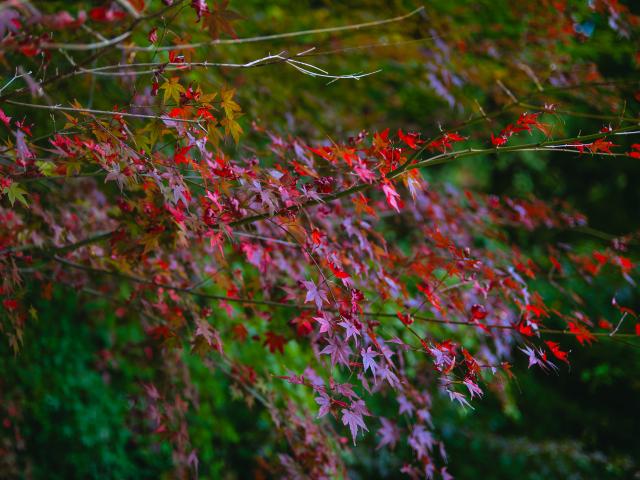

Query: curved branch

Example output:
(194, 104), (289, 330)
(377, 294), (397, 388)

(43, 7), (425, 52)
(48, 257), (640, 340)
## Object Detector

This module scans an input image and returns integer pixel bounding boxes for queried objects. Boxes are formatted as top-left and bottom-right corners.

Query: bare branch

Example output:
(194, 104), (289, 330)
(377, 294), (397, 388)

(40, 7), (425, 52)
(5, 99), (205, 124)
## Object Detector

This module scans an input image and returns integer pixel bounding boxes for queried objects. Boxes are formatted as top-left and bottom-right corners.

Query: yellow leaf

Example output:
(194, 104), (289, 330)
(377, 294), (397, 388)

(160, 77), (185, 104)
(221, 116), (243, 144)
(207, 123), (224, 147)
(220, 87), (241, 118)
(200, 92), (218, 103)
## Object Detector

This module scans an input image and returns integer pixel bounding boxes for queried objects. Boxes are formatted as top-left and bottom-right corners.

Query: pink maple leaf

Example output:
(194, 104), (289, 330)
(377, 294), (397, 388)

(377, 417), (400, 450)
(341, 407), (368, 445)
(381, 179), (403, 212)
(320, 338), (351, 368)
(361, 347), (379, 376)
(302, 279), (328, 309)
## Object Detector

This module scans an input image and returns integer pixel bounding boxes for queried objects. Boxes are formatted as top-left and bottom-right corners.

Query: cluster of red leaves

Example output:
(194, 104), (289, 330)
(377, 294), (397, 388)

(491, 112), (551, 146)
(2, 93), (639, 475)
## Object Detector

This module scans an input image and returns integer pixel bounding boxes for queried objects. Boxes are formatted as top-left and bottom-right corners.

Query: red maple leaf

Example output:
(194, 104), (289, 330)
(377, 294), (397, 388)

(545, 340), (569, 363)
(263, 331), (287, 354)
(174, 145), (193, 164)
(587, 138), (617, 154)
(567, 321), (596, 346)
(397, 129), (422, 149)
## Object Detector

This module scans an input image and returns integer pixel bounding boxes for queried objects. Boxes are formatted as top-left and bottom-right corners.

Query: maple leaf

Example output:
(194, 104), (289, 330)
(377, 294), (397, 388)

(320, 338), (351, 367)
(520, 346), (542, 369)
(397, 395), (414, 415)
(174, 145), (193, 164)
(2, 182), (28, 207)
(204, 0), (242, 39)
(220, 87), (241, 118)
(291, 313), (313, 336)
(341, 407), (368, 445)
(372, 128), (390, 151)
(314, 314), (334, 335)
(587, 138), (617, 154)
(0, 108), (11, 127)
(470, 304), (488, 320)
(264, 331), (287, 354)
(427, 132), (465, 152)
(545, 340), (570, 364)
(190, 0), (209, 21)
(377, 418), (399, 450)
(568, 321), (596, 346)
(338, 318), (361, 345)
(397, 129), (422, 149)
(408, 424), (434, 458)
(516, 112), (551, 136)
(160, 77), (185, 104)
(447, 390), (473, 409)
(89, 6), (126, 22)
(491, 133), (508, 147)
(302, 279), (328, 309)
(354, 160), (377, 183)
(361, 347), (379, 376)
(441, 467), (454, 480)
(315, 393), (331, 418)
(381, 179), (402, 212)
(193, 318), (223, 353)
(220, 116), (243, 144)
(463, 378), (483, 399)
(232, 323), (248, 341)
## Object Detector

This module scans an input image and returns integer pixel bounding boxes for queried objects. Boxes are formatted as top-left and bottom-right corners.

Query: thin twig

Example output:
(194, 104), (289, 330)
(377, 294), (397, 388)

(120, 7), (426, 52)
(5, 99), (204, 124)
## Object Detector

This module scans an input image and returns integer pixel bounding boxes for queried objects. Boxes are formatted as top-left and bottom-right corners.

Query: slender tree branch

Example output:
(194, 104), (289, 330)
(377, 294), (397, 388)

(119, 7), (426, 52)
(47, 257), (640, 339)
(5, 99), (205, 124)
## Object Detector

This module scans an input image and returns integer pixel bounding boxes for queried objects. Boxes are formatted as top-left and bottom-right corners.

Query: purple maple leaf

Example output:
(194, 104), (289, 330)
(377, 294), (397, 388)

(302, 279), (328, 310)
(447, 390), (473, 409)
(441, 467), (454, 480)
(334, 383), (357, 399)
(314, 313), (334, 336)
(361, 347), (379, 376)
(377, 363), (400, 388)
(341, 407), (368, 445)
(377, 417), (399, 450)
(463, 378), (483, 399)
(303, 367), (324, 387)
(338, 318), (361, 345)
(0, 8), (20, 38)
(398, 394), (414, 416)
(315, 393), (331, 418)
(408, 424), (434, 458)
(320, 338), (351, 368)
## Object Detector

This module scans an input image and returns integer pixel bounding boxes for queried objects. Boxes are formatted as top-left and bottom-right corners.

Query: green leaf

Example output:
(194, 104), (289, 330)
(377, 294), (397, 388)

(36, 161), (56, 177)
(3, 182), (29, 207)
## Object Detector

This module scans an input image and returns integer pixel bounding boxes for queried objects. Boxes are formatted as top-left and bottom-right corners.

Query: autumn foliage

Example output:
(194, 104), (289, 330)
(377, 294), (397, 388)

(1, 1), (640, 478)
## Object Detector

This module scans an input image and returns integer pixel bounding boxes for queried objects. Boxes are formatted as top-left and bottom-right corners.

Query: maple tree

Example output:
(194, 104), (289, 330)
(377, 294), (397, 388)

(1, 1), (639, 478)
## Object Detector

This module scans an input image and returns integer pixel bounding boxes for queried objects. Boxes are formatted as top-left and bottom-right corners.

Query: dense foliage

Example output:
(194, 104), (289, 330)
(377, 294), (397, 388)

(1, 1), (639, 478)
